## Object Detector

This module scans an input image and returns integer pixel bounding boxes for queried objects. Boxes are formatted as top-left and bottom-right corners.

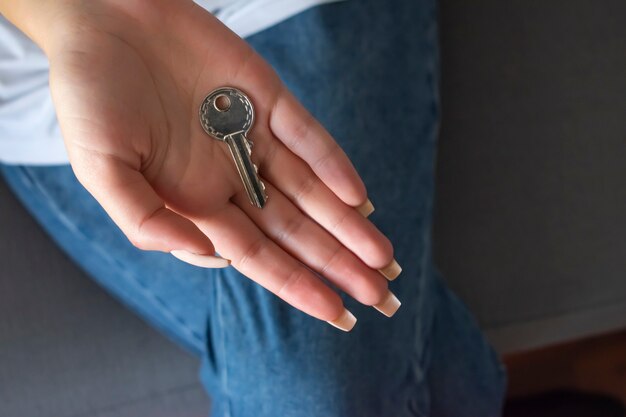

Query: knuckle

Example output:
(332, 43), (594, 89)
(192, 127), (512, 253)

(328, 207), (351, 235)
(261, 140), (279, 168)
(288, 112), (313, 151)
(274, 215), (304, 245)
(276, 267), (307, 298)
(292, 174), (319, 205)
(128, 206), (168, 251)
(319, 247), (344, 278)
(237, 235), (268, 270)
(311, 142), (339, 172)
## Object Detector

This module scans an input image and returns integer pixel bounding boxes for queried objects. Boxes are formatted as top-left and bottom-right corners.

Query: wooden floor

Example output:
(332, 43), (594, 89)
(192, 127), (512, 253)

(504, 330), (626, 403)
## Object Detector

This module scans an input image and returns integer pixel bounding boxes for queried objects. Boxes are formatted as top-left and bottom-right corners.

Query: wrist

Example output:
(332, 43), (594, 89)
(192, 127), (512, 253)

(0, 0), (91, 55)
(0, 0), (167, 57)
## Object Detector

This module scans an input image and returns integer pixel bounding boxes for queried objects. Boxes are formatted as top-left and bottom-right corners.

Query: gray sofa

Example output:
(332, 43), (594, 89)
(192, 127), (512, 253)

(1, 1), (625, 416)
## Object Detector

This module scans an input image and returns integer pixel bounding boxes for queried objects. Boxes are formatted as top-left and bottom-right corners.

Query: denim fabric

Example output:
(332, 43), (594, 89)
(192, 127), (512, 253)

(0, 0), (506, 415)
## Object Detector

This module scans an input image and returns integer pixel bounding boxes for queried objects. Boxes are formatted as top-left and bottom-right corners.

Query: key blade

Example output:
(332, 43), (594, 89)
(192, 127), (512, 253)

(225, 133), (268, 209)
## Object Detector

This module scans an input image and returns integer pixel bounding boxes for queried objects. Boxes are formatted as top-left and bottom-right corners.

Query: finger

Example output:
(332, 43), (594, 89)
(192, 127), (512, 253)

(259, 138), (399, 277)
(233, 183), (401, 317)
(269, 88), (368, 207)
(70, 151), (229, 267)
(192, 203), (358, 329)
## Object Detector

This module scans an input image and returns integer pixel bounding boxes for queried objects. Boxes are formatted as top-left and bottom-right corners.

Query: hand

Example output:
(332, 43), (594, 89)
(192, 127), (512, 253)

(10, 0), (402, 330)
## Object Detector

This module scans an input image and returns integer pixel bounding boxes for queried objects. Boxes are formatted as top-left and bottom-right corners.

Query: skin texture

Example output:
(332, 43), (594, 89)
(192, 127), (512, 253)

(1, 0), (397, 325)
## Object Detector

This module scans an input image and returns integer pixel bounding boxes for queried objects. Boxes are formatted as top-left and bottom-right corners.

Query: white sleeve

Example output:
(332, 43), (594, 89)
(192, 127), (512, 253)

(0, 16), (69, 165)
(0, 0), (342, 165)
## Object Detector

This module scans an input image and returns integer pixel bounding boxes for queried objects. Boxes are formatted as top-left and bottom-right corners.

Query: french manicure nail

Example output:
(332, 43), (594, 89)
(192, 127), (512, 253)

(378, 258), (402, 281)
(326, 308), (357, 332)
(373, 290), (402, 317)
(170, 250), (231, 268)
(356, 199), (375, 218)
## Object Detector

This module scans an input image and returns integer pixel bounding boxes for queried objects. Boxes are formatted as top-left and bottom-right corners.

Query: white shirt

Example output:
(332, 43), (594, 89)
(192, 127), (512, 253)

(0, 0), (341, 165)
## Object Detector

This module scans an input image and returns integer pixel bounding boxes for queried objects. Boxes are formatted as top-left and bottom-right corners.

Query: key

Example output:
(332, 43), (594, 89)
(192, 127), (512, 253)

(199, 87), (268, 208)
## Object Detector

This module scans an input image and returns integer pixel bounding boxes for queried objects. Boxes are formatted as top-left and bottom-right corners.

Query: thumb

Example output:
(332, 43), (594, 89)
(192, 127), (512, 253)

(70, 150), (230, 268)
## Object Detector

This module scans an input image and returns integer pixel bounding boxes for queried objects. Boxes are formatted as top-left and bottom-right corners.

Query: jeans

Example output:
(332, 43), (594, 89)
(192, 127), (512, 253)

(0, 0), (507, 415)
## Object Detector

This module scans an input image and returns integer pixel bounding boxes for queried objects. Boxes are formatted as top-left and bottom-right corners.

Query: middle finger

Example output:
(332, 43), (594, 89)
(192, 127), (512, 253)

(258, 137), (399, 278)
(233, 182), (401, 317)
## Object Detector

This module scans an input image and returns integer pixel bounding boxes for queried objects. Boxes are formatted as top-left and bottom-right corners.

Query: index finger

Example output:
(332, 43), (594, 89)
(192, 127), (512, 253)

(269, 88), (369, 208)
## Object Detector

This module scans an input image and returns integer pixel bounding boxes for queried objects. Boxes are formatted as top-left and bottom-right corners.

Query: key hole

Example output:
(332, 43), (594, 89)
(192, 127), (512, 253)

(214, 94), (231, 112)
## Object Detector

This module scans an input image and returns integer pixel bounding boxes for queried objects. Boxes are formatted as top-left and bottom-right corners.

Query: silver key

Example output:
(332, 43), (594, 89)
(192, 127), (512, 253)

(199, 87), (268, 208)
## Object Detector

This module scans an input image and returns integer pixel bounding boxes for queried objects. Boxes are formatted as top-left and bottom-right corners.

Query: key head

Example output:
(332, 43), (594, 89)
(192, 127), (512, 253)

(199, 87), (254, 141)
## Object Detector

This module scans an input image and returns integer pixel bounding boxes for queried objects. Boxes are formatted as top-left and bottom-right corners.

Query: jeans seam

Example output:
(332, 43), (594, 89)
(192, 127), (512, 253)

(215, 268), (233, 417)
(417, 2), (441, 416)
(18, 166), (205, 351)
(416, 0), (441, 376)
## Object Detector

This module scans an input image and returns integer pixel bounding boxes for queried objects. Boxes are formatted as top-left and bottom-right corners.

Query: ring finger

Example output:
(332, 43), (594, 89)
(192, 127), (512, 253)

(232, 182), (401, 318)
(191, 203), (360, 331)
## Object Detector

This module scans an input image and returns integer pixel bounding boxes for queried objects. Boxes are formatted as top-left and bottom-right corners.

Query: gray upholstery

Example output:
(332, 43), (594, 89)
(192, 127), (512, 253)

(0, 179), (210, 416)
(1, 0), (625, 415)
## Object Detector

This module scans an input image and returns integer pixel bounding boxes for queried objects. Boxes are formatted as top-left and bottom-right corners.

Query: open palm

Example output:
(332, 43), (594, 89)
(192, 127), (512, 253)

(47, 0), (399, 329)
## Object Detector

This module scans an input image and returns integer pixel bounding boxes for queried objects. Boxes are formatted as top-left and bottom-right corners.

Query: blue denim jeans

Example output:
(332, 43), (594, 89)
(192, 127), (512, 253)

(0, 0), (506, 415)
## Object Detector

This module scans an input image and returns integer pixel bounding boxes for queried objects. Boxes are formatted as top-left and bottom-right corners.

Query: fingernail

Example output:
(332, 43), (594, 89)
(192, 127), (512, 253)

(170, 250), (231, 268)
(373, 290), (402, 317)
(356, 199), (375, 217)
(378, 258), (402, 281)
(326, 308), (357, 332)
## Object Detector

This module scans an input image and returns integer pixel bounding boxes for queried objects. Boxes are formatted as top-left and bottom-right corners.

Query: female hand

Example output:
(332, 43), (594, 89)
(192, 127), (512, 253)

(9, 0), (402, 330)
